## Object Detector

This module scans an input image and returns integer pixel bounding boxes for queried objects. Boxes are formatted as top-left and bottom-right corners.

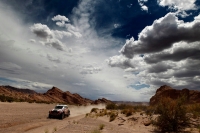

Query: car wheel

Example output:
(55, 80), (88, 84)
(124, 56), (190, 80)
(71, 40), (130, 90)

(49, 114), (52, 119)
(66, 113), (69, 117)
(60, 113), (64, 120)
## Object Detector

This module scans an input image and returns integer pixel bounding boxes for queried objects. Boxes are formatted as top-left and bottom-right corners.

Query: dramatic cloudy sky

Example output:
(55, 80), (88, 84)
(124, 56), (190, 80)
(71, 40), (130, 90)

(0, 0), (200, 101)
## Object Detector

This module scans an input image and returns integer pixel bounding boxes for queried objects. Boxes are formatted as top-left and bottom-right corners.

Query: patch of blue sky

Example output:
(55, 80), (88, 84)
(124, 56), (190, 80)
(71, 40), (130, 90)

(0, 77), (17, 84)
(128, 83), (150, 90)
(139, 54), (144, 57)
(132, 72), (140, 75)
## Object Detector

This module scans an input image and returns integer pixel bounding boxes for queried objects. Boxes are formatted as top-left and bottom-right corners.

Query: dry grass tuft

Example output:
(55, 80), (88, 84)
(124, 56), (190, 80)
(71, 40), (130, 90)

(109, 111), (118, 122)
(91, 108), (98, 113)
(99, 124), (105, 130)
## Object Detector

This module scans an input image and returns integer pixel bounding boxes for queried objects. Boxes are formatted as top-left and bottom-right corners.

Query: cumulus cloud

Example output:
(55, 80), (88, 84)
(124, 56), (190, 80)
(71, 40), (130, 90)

(157, 0), (197, 11)
(30, 14), (83, 51)
(45, 39), (66, 51)
(52, 15), (82, 38)
(52, 15), (70, 22)
(138, 0), (148, 12)
(53, 30), (72, 39)
(30, 23), (68, 51)
(106, 55), (134, 69)
(52, 15), (70, 28)
(141, 5), (148, 11)
(30, 23), (53, 39)
(120, 13), (200, 59)
(145, 46), (200, 64)
(157, 0), (197, 17)
(107, 12), (200, 92)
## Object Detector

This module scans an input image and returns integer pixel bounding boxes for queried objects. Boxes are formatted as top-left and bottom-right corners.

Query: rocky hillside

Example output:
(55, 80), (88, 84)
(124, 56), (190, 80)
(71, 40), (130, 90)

(93, 98), (113, 104)
(0, 86), (112, 105)
(150, 85), (200, 105)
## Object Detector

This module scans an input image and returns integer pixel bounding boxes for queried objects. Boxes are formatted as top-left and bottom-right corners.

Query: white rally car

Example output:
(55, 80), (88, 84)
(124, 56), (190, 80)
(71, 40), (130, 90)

(49, 105), (70, 119)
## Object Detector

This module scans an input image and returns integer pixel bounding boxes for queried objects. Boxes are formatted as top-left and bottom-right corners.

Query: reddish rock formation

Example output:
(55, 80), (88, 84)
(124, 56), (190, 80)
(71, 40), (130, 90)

(43, 86), (93, 105)
(150, 85), (200, 105)
(93, 98), (113, 104)
(0, 85), (111, 105)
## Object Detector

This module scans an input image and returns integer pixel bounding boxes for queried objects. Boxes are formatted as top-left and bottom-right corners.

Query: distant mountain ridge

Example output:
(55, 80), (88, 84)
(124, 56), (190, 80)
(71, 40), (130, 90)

(2, 85), (37, 94)
(0, 85), (112, 105)
(150, 85), (200, 105)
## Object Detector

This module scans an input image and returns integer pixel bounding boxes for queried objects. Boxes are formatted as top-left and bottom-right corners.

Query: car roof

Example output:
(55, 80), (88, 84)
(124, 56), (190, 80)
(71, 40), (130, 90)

(56, 105), (68, 107)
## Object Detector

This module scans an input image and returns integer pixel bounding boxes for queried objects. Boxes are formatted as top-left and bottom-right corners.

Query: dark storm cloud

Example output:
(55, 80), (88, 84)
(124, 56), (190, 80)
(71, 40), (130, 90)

(148, 62), (172, 73)
(174, 70), (200, 78)
(150, 79), (173, 87)
(173, 59), (200, 78)
(173, 83), (200, 91)
(120, 13), (200, 59)
(145, 47), (200, 64)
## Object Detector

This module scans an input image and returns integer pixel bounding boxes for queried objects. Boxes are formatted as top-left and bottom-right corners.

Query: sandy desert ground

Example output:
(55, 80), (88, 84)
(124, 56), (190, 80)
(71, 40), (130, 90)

(0, 102), (199, 133)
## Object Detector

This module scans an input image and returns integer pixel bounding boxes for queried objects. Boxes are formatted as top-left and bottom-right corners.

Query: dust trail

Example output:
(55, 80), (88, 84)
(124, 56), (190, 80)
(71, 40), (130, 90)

(69, 104), (105, 117)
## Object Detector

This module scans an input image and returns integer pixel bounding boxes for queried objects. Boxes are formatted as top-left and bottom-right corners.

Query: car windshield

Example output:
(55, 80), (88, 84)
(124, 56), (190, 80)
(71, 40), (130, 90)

(54, 106), (63, 109)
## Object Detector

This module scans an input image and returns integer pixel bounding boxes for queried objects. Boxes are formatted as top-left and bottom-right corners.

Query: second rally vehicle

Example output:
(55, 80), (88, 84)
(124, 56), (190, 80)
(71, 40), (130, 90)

(49, 104), (70, 119)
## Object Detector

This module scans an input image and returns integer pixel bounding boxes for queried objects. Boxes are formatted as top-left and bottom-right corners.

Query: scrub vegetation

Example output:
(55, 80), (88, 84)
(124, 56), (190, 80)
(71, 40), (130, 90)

(88, 100), (200, 132)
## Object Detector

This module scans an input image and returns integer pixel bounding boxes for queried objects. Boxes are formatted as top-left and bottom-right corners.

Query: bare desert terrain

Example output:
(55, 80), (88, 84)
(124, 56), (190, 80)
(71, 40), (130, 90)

(0, 102), (199, 133)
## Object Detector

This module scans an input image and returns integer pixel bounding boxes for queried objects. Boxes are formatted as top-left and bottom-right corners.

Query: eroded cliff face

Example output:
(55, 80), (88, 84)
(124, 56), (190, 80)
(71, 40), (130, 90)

(150, 85), (200, 105)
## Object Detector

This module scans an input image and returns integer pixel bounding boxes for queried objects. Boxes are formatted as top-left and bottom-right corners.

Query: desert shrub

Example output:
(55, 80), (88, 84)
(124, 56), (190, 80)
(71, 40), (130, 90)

(121, 109), (134, 117)
(91, 108), (98, 113)
(153, 97), (190, 132)
(106, 103), (147, 112)
(106, 103), (117, 110)
(85, 113), (89, 117)
(0, 94), (6, 102)
(117, 104), (132, 110)
(145, 106), (156, 116)
(186, 103), (200, 118)
(99, 124), (105, 130)
(99, 109), (107, 116)
(52, 127), (57, 133)
(109, 112), (118, 122)
(7, 97), (15, 102)
(0, 94), (15, 102)
(17, 98), (26, 102)
(133, 105), (148, 112)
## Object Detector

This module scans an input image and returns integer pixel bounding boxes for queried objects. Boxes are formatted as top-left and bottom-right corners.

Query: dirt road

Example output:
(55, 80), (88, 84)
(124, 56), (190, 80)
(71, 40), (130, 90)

(0, 102), (105, 133)
(1, 102), (198, 133)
